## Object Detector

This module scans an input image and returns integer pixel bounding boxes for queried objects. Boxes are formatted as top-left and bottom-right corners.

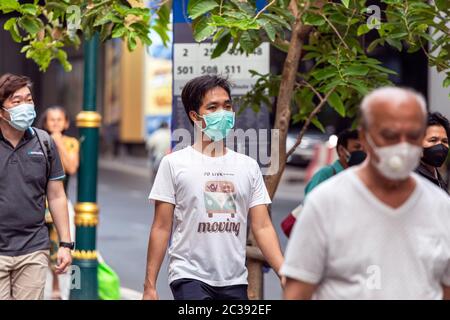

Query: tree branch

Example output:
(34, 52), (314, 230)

(253, 0), (276, 21)
(297, 80), (324, 102)
(286, 88), (336, 159)
(320, 13), (351, 52)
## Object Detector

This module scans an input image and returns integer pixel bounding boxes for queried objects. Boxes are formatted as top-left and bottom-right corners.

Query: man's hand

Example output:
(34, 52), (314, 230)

(55, 247), (72, 274)
(142, 286), (159, 300)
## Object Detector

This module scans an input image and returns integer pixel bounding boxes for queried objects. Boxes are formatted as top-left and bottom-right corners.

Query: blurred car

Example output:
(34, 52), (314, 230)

(286, 130), (331, 167)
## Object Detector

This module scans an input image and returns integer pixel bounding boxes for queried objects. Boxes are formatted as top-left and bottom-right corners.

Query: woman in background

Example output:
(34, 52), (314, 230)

(39, 106), (79, 299)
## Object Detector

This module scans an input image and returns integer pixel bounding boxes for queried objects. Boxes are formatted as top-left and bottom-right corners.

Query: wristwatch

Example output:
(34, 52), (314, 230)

(59, 242), (75, 250)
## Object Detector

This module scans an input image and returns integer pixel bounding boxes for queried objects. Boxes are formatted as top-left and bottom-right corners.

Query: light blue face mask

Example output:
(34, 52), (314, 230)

(198, 110), (235, 141)
(2, 103), (36, 131)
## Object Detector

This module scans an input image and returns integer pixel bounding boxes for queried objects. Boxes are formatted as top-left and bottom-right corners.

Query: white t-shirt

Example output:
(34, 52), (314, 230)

(149, 146), (271, 287)
(281, 168), (450, 300)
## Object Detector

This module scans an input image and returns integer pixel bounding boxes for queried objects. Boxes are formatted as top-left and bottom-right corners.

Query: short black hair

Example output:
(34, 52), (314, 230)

(0, 73), (33, 106)
(337, 129), (359, 150)
(181, 75), (231, 125)
(427, 112), (450, 139)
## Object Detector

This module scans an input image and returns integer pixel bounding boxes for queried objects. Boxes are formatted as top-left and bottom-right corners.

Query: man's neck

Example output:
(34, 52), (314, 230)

(0, 121), (25, 147)
(193, 134), (226, 157)
(356, 162), (417, 209)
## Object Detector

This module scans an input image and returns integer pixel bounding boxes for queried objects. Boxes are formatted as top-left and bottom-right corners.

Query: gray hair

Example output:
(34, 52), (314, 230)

(360, 87), (427, 128)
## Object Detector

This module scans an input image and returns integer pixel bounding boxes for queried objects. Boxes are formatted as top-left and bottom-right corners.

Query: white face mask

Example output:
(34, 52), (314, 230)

(366, 133), (422, 180)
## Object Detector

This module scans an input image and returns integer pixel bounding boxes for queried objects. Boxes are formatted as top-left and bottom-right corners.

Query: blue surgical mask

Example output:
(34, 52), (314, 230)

(197, 110), (235, 141)
(2, 103), (36, 131)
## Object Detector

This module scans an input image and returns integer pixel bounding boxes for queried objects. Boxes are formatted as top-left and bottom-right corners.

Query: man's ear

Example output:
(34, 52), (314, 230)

(336, 145), (344, 158)
(0, 108), (7, 121)
(358, 127), (367, 146)
(189, 111), (199, 124)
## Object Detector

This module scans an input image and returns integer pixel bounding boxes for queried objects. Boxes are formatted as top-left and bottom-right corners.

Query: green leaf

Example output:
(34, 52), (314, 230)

(4, 17), (21, 42)
(268, 6), (295, 23)
(112, 25), (127, 38)
(212, 32), (231, 58)
(328, 92), (346, 117)
(258, 19), (276, 42)
(367, 38), (384, 52)
(264, 13), (291, 30)
(94, 12), (122, 27)
(369, 64), (398, 75)
(302, 52), (320, 61)
(386, 38), (403, 51)
(311, 117), (326, 132)
(322, 78), (343, 92)
(388, 32), (409, 40)
(342, 65), (369, 77)
(193, 17), (217, 42)
(240, 30), (256, 52)
(311, 66), (337, 81)
(0, 0), (20, 13)
(348, 80), (369, 95)
(18, 16), (41, 35)
(56, 49), (72, 72)
(302, 13), (325, 26)
(188, 0), (219, 20)
(341, 0), (350, 8)
(127, 33), (137, 51)
(443, 77), (450, 88)
(3, 17), (16, 31)
(435, 0), (448, 11)
(20, 4), (37, 16)
(357, 24), (371, 36)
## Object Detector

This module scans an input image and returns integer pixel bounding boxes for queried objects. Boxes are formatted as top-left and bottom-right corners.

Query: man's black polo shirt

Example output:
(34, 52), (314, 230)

(0, 127), (65, 256)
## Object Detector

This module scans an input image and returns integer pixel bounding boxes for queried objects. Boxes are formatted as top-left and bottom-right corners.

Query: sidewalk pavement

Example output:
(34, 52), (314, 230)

(44, 272), (143, 300)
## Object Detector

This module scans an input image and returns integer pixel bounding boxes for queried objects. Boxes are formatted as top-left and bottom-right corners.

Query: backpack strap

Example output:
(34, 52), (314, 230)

(32, 127), (53, 181)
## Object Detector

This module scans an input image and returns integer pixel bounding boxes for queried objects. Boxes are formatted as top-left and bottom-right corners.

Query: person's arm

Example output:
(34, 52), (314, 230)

(249, 204), (284, 277)
(443, 286), (450, 300)
(142, 200), (174, 300)
(284, 278), (317, 300)
(52, 133), (79, 175)
(47, 179), (72, 274)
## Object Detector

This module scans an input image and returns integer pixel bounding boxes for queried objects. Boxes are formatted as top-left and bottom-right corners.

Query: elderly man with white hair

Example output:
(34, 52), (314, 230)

(281, 87), (450, 300)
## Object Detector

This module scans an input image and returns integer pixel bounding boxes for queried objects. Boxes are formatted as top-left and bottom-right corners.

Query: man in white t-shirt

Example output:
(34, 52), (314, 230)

(281, 87), (450, 300)
(142, 75), (284, 300)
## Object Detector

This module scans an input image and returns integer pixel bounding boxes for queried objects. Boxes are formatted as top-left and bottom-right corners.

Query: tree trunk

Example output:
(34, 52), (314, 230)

(264, 15), (306, 198)
(247, 11), (307, 301)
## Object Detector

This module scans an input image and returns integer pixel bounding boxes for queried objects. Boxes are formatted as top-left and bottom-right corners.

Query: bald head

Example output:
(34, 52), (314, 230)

(360, 87), (427, 129)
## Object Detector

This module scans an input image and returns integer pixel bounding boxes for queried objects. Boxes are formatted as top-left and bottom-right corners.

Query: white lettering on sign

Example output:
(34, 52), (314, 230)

(173, 43), (270, 95)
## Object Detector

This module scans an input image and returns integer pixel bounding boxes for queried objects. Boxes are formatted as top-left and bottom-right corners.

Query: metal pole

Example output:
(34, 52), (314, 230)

(70, 34), (101, 300)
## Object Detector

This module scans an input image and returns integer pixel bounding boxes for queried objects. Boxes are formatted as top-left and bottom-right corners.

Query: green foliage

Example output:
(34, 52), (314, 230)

(1, 0), (172, 71)
(188, 0), (449, 131)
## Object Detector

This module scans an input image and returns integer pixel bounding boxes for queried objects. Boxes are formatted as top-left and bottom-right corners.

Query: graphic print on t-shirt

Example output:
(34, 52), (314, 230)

(197, 179), (241, 237)
(204, 180), (237, 218)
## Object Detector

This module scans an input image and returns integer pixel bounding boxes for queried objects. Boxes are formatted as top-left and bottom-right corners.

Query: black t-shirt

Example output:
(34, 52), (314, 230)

(0, 128), (65, 256)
